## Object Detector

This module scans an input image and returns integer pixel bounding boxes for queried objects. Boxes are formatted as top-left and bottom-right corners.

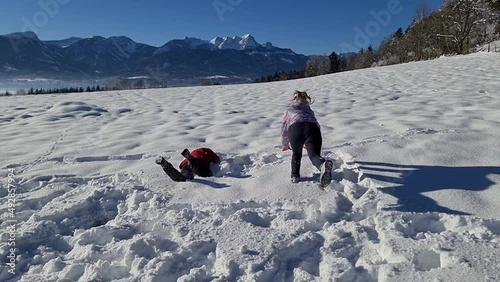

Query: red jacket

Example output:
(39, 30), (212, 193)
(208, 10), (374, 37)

(179, 148), (221, 169)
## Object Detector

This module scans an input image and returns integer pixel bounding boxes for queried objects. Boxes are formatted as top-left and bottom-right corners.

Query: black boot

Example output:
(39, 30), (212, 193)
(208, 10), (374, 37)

(181, 148), (196, 163)
(319, 160), (333, 188)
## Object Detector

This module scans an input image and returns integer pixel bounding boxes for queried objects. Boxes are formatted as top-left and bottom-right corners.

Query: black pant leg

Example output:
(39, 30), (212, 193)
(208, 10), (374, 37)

(304, 123), (325, 170)
(180, 164), (195, 180)
(161, 164), (187, 182)
(288, 123), (307, 177)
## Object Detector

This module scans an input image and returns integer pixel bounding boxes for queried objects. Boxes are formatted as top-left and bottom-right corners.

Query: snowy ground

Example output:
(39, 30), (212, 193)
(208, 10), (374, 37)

(1, 52), (500, 281)
(475, 40), (500, 53)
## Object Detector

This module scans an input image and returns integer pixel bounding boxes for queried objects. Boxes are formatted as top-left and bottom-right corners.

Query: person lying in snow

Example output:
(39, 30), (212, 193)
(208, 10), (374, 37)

(281, 90), (333, 187)
(156, 148), (221, 182)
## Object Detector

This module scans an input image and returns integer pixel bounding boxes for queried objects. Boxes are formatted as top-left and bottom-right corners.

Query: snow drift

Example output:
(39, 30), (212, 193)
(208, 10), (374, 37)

(1, 52), (500, 281)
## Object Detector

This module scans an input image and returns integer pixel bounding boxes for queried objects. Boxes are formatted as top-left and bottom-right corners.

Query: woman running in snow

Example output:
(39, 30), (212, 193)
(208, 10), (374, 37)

(281, 90), (333, 187)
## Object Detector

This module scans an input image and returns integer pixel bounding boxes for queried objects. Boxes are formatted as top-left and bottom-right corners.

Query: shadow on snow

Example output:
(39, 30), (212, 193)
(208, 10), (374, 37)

(190, 178), (231, 189)
(357, 161), (500, 215)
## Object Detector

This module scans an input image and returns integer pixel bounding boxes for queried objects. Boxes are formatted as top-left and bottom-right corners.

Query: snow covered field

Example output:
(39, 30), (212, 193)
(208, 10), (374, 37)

(1, 52), (500, 281)
(476, 40), (500, 53)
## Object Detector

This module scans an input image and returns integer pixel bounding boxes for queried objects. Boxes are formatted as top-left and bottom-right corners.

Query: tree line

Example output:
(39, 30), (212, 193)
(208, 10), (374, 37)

(1, 85), (110, 96)
(256, 0), (500, 83)
(0, 78), (168, 96)
(254, 69), (306, 83)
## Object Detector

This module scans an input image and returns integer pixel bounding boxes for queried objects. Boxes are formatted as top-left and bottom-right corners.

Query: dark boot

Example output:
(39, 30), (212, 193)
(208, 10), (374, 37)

(181, 149), (196, 162)
(319, 160), (333, 188)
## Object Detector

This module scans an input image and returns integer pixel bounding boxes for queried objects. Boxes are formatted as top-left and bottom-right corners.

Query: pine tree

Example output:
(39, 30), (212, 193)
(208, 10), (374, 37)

(275, 71), (280, 81)
(280, 72), (288, 81)
(305, 55), (331, 77)
(395, 27), (405, 39)
(329, 52), (341, 73)
(406, 3), (433, 60)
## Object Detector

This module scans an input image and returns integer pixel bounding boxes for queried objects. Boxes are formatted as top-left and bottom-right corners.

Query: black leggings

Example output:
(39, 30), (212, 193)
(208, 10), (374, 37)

(288, 122), (325, 177)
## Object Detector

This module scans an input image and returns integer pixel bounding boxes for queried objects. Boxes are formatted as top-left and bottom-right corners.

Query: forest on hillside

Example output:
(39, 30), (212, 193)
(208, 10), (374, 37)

(256, 0), (500, 83)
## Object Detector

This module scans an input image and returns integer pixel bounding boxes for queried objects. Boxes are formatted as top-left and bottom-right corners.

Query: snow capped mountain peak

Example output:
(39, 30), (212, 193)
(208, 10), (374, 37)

(240, 34), (259, 49)
(0, 31), (306, 78)
(155, 34), (274, 52)
(209, 37), (224, 47)
(209, 36), (238, 50)
(209, 34), (261, 50)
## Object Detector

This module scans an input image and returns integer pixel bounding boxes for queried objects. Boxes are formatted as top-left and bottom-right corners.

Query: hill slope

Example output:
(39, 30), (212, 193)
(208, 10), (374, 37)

(0, 52), (499, 281)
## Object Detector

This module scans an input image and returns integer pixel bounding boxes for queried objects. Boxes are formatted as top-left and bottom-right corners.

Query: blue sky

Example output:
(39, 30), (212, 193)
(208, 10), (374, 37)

(1, 0), (442, 55)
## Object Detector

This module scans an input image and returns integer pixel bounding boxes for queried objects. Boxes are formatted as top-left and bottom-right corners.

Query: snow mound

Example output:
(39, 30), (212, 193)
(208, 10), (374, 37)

(45, 101), (109, 121)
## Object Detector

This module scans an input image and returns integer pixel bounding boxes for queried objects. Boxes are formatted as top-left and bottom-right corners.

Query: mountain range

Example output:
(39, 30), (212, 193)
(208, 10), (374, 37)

(0, 32), (309, 84)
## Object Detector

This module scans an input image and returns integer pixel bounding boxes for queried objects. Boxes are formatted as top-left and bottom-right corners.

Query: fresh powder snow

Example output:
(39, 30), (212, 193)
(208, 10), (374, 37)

(0, 52), (500, 281)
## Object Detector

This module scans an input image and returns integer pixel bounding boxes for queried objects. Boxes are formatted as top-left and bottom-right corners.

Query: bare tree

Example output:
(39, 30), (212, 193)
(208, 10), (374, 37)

(318, 55), (331, 75)
(305, 55), (331, 77)
(351, 46), (376, 69)
(439, 0), (493, 54)
(379, 28), (409, 65)
(113, 78), (131, 90)
(486, 0), (500, 12)
(135, 78), (145, 89)
(16, 89), (27, 95)
(485, 0), (500, 38)
(406, 2), (433, 60)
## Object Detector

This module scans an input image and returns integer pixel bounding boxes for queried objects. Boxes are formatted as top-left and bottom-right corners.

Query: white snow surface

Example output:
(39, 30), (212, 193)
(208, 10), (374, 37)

(1, 53), (500, 281)
(475, 40), (500, 53)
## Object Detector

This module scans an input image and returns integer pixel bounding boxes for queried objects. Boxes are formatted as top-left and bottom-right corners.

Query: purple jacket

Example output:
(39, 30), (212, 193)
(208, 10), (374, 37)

(281, 100), (319, 148)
